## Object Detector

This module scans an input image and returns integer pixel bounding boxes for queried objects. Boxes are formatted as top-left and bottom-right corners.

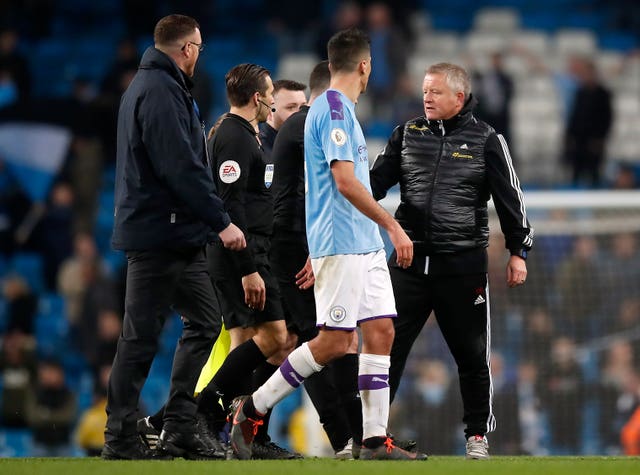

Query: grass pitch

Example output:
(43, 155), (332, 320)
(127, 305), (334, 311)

(1, 456), (639, 475)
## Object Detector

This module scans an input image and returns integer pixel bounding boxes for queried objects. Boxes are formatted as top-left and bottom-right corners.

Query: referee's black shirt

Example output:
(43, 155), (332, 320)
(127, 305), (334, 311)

(208, 113), (274, 276)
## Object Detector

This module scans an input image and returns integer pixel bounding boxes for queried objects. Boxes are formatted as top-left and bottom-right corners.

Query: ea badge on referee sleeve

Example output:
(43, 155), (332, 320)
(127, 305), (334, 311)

(219, 160), (240, 183)
(330, 128), (347, 147)
(264, 164), (274, 188)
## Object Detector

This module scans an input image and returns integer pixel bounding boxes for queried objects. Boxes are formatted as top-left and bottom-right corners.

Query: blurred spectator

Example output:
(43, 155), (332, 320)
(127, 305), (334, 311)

(0, 157), (31, 256)
(521, 308), (554, 364)
(32, 182), (75, 290)
(2, 273), (37, 335)
(0, 28), (30, 103)
(472, 52), (514, 145)
(364, 2), (408, 119)
(610, 163), (639, 189)
(597, 341), (636, 453)
(390, 359), (461, 454)
(314, 1), (363, 59)
(554, 236), (602, 340)
(93, 67), (136, 165)
(490, 351), (522, 454)
(563, 58), (613, 188)
(620, 371), (640, 455)
(610, 298), (640, 368)
(75, 363), (110, 456)
(0, 330), (37, 427)
(598, 232), (640, 318)
(266, 0), (321, 54)
(75, 255), (120, 364)
(538, 337), (585, 454)
(26, 358), (76, 456)
(0, 67), (18, 109)
(517, 361), (546, 455)
(100, 38), (140, 96)
(57, 232), (101, 326)
(87, 309), (121, 371)
(390, 73), (425, 126)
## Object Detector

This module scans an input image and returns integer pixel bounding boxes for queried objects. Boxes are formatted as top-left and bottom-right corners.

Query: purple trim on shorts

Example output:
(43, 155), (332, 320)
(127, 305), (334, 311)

(326, 90), (344, 120)
(279, 358), (304, 388)
(316, 323), (357, 331)
(358, 314), (397, 325)
(358, 373), (390, 391)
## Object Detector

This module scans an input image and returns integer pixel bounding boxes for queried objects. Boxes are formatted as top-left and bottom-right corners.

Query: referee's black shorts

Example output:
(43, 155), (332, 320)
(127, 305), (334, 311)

(208, 235), (284, 330)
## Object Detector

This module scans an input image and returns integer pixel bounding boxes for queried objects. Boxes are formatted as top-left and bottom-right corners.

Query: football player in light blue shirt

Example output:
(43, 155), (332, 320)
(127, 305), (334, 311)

(304, 88), (383, 257)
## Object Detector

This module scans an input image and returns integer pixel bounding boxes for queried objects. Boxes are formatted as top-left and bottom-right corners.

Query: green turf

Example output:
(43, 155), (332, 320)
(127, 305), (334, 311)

(1, 457), (639, 475)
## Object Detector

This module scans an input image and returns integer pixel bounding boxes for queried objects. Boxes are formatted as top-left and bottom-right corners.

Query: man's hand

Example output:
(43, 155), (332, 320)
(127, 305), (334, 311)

(295, 256), (315, 290)
(218, 223), (246, 250)
(242, 272), (266, 311)
(506, 255), (527, 288)
(389, 224), (413, 269)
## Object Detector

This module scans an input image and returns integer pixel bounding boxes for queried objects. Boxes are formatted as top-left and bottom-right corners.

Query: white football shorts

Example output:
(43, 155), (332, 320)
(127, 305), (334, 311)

(311, 249), (397, 330)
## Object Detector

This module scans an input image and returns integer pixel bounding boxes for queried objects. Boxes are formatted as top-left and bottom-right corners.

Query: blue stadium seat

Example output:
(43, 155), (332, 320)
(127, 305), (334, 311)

(0, 429), (34, 457)
(9, 252), (45, 294)
(34, 301), (69, 359)
(598, 31), (638, 52)
(520, 12), (562, 32)
(140, 371), (170, 416)
(38, 292), (65, 318)
(430, 13), (473, 32)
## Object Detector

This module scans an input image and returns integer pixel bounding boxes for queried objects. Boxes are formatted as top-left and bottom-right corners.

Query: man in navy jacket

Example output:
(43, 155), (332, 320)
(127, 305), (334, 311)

(103, 14), (245, 460)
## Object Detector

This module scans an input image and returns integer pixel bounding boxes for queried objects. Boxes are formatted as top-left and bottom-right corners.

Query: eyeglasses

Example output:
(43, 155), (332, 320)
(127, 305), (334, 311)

(181, 41), (204, 52)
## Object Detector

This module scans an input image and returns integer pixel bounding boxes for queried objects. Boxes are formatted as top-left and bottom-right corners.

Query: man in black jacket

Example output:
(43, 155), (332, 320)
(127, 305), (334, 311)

(370, 62), (533, 460)
(103, 14), (245, 460)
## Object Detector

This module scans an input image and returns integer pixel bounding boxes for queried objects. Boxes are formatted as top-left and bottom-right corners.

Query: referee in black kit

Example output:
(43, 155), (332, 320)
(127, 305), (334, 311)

(195, 64), (297, 459)
(370, 62), (533, 460)
(104, 14), (245, 460)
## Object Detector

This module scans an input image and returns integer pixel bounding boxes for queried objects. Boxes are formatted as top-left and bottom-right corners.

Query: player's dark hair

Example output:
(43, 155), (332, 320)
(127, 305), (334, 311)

(327, 28), (370, 73)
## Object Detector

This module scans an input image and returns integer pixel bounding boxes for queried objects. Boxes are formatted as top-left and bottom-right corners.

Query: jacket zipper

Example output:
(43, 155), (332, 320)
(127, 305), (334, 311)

(425, 120), (446, 250)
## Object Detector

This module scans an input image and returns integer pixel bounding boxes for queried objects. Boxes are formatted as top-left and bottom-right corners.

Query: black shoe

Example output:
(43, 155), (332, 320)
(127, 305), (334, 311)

(252, 439), (303, 460)
(394, 438), (417, 452)
(137, 416), (161, 450)
(195, 411), (227, 458)
(360, 437), (427, 461)
(102, 435), (172, 460)
(157, 429), (225, 460)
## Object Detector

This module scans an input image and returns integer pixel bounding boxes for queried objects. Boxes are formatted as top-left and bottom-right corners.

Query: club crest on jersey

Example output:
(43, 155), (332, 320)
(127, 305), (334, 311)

(219, 160), (240, 183)
(329, 305), (347, 322)
(330, 128), (347, 147)
(264, 164), (274, 188)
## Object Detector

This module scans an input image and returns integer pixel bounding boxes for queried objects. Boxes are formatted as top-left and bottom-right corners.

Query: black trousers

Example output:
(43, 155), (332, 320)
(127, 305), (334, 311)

(388, 267), (495, 439)
(270, 230), (352, 450)
(105, 247), (222, 440)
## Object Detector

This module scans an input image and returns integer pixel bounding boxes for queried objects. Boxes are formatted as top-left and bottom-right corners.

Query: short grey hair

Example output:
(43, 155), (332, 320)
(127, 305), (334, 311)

(426, 63), (471, 98)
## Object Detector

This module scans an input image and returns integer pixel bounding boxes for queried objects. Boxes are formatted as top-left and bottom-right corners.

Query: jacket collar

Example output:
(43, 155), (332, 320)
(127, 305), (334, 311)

(138, 46), (194, 91)
(426, 93), (477, 136)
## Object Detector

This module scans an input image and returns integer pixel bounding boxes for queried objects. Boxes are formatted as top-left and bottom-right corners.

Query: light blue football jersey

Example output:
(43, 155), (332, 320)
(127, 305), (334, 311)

(304, 89), (384, 258)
